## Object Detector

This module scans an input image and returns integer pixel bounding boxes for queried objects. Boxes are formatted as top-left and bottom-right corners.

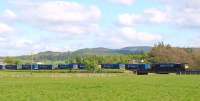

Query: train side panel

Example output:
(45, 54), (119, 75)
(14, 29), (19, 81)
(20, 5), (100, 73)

(58, 64), (72, 70)
(37, 65), (53, 70)
(0, 65), (3, 70)
(151, 63), (186, 74)
(125, 64), (149, 75)
(78, 64), (86, 69)
(5, 65), (17, 70)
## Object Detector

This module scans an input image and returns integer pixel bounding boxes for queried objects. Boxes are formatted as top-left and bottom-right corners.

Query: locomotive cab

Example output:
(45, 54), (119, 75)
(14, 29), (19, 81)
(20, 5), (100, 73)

(151, 63), (187, 74)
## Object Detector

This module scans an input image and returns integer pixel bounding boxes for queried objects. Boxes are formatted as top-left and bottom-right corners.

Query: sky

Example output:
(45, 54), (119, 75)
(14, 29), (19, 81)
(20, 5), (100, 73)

(0, 0), (200, 56)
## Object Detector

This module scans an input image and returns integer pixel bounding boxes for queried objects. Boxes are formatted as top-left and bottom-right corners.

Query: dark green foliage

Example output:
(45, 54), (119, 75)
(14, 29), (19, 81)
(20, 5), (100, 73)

(3, 57), (22, 65)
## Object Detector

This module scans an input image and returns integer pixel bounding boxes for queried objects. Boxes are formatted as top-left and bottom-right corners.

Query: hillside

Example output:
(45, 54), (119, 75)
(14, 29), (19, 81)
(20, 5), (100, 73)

(14, 46), (152, 61)
(74, 46), (151, 55)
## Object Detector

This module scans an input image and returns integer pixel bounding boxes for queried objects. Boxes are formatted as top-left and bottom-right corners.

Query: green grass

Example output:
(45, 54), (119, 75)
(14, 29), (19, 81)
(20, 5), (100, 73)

(0, 71), (199, 101)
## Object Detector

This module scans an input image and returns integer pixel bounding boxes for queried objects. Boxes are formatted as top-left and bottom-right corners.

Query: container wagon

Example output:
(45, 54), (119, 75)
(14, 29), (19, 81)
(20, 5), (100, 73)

(151, 63), (186, 74)
(58, 64), (85, 70)
(58, 64), (73, 70)
(101, 64), (125, 69)
(78, 64), (86, 69)
(21, 65), (32, 70)
(37, 65), (53, 70)
(21, 64), (38, 70)
(5, 65), (17, 70)
(70, 64), (79, 69)
(125, 64), (150, 75)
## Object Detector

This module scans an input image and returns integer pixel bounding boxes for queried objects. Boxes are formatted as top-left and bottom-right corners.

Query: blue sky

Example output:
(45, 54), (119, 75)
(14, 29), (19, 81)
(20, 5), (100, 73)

(0, 0), (199, 56)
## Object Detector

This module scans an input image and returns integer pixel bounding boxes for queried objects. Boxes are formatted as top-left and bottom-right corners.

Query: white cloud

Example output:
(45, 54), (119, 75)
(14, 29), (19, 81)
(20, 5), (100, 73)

(107, 0), (136, 6)
(174, 8), (200, 28)
(154, 0), (200, 9)
(0, 9), (17, 23)
(2, 9), (17, 20)
(187, 0), (200, 8)
(13, 1), (101, 35)
(118, 8), (171, 26)
(118, 6), (200, 28)
(144, 8), (170, 24)
(47, 24), (99, 36)
(152, 0), (200, 28)
(111, 0), (136, 5)
(14, 39), (33, 48)
(0, 37), (6, 42)
(115, 10), (164, 47)
(96, 26), (163, 48)
(118, 13), (142, 26)
(0, 22), (14, 33)
(0, 0), (103, 56)
(119, 27), (162, 42)
(0, 9), (16, 46)
(35, 2), (101, 23)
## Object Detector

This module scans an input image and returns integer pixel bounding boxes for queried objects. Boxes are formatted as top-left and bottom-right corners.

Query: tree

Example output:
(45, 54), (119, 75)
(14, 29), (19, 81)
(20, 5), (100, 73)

(3, 57), (22, 65)
(149, 42), (194, 65)
(82, 57), (99, 72)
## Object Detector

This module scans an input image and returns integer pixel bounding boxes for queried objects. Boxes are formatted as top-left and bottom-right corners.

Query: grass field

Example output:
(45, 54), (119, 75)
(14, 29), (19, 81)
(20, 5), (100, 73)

(0, 71), (199, 101)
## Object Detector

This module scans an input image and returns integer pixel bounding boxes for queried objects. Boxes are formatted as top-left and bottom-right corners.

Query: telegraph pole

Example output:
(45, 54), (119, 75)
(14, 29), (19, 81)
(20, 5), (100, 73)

(31, 52), (34, 75)
(68, 50), (70, 64)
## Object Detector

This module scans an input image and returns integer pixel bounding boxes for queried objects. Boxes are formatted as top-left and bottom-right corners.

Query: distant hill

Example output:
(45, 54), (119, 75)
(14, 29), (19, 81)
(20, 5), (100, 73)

(17, 51), (70, 62)
(14, 46), (152, 61)
(73, 47), (118, 55)
(74, 46), (152, 55)
(118, 46), (152, 54)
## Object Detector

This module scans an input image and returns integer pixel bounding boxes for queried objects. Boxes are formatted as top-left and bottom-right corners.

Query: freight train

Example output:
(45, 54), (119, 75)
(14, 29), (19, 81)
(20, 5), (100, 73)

(0, 63), (192, 75)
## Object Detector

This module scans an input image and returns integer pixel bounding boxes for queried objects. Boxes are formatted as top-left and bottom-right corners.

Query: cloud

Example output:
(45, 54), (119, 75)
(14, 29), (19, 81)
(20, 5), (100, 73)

(0, 9), (17, 24)
(114, 10), (164, 48)
(118, 8), (170, 26)
(11, 1), (101, 35)
(152, 0), (200, 28)
(0, 37), (6, 42)
(96, 26), (163, 48)
(118, 5), (200, 29)
(108, 0), (136, 5)
(154, 0), (200, 9)
(119, 27), (162, 41)
(118, 13), (143, 26)
(144, 8), (171, 24)
(2, 9), (17, 20)
(174, 8), (200, 28)
(0, 1), (103, 56)
(0, 22), (14, 34)
(35, 2), (101, 23)
(1, 0), (198, 56)
(187, 0), (200, 8)
(0, 9), (16, 46)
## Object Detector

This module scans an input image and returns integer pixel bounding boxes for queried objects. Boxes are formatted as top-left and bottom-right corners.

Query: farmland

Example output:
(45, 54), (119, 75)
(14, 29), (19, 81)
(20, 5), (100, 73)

(0, 71), (199, 101)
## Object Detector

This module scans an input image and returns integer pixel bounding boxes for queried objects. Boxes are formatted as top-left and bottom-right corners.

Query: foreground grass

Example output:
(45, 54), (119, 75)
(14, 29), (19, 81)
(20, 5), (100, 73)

(0, 71), (199, 101)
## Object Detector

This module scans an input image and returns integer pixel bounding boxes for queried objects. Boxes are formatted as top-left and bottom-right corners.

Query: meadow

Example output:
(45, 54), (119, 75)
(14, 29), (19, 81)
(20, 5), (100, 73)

(0, 71), (199, 101)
